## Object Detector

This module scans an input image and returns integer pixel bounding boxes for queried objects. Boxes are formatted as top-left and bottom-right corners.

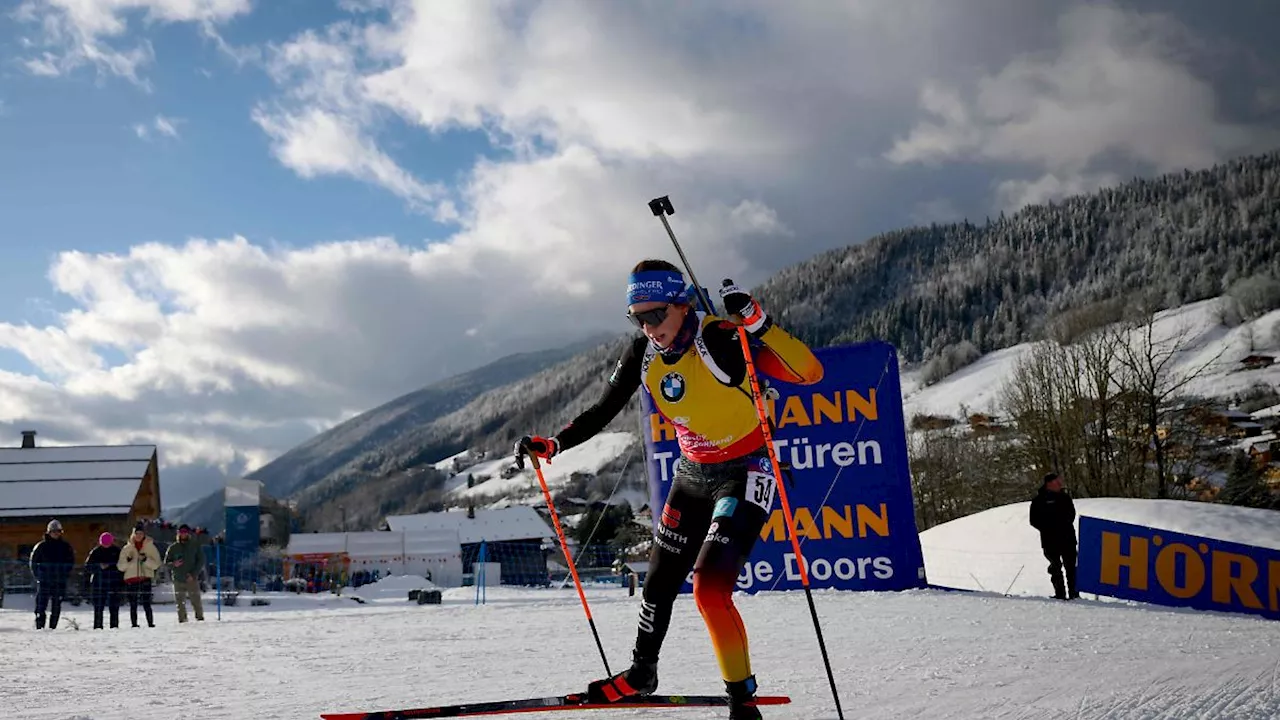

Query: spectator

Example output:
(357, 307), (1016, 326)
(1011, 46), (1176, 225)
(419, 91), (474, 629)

(1029, 471), (1079, 600)
(29, 519), (75, 630)
(164, 524), (206, 623)
(117, 522), (161, 627)
(85, 532), (123, 629)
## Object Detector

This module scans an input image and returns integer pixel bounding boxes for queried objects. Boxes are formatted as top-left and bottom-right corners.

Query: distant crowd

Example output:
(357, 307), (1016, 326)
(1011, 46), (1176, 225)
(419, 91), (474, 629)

(27, 519), (207, 630)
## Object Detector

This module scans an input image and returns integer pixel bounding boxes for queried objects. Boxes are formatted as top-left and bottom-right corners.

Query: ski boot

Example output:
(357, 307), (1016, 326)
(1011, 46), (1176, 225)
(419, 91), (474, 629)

(726, 676), (762, 720)
(586, 651), (658, 703)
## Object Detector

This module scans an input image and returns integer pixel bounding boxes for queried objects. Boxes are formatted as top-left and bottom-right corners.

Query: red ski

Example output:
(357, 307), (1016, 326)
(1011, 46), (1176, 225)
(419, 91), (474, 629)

(321, 693), (791, 719)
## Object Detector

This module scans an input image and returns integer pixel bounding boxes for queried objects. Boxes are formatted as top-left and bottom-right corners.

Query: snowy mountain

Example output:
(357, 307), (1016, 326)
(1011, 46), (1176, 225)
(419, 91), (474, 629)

(9, 496), (1280, 720)
(756, 149), (1280, 363)
(434, 294), (1280, 518)
(268, 150), (1279, 531)
(247, 333), (617, 500)
(168, 335), (615, 531)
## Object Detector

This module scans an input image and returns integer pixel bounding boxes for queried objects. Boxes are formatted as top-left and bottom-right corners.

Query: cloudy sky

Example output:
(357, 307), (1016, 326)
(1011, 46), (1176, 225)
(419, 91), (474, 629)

(2, 0), (1278, 508)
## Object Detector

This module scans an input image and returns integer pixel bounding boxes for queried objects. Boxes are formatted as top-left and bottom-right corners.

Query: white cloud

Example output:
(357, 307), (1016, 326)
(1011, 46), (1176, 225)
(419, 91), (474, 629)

(886, 4), (1280, 211)
(14, 0), (252, 87)
(7, 0), (1279, 506)
(0, 164), (781, 504)
(154, 115), (179, 137)
(251, 106), (443, 209)
(134, 114), (181, 140)
(994, 171), (1122, 214)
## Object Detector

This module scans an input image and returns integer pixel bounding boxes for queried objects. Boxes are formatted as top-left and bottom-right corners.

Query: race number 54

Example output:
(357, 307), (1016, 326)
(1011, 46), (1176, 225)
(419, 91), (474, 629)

(746, 470), (776, 512)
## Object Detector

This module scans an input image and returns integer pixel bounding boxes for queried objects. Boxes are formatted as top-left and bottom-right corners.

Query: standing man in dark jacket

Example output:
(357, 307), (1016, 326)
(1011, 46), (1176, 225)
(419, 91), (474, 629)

(165, 524), (206, 623)
(29, 519), (75, 629)
(85, 532), (123, 629)
(1029, 472), (1078, 600)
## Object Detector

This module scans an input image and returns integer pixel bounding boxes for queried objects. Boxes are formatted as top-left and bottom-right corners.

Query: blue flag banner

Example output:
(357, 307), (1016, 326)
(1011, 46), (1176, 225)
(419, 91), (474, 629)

(224, 505), (260, 558)
(1078, 516), (1280, 621)
(640, 339), (926, 593)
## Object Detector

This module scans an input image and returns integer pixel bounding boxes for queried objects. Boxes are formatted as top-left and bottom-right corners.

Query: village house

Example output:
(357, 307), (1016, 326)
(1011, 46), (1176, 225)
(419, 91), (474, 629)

(1240, 433), (1276, 467)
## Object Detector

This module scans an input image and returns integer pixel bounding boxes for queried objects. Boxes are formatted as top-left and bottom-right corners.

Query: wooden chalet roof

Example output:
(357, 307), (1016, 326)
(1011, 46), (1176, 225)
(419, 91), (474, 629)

(0, 444), (157, 519)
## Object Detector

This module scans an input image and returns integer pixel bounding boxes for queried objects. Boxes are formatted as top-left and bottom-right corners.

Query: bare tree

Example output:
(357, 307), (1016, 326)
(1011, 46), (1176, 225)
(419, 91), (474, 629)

(909, 424), (1026, 531)
(1073, 323), (1150, 497)
(1115, 297), (1228, 498)
(1000, 340), (1094, 492)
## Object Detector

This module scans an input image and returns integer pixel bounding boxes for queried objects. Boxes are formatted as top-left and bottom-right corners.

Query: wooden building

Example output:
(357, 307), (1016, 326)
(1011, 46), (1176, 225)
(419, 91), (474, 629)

(0, 430), (161, 569)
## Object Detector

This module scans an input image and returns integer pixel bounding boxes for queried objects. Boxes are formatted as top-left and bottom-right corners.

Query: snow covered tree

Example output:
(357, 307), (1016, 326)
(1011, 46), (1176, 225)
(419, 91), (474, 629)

(1225, 272), (1280, 322)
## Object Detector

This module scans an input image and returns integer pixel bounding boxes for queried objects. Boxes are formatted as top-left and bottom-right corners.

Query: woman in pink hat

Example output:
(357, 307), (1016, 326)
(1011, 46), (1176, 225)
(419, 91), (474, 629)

(84, 531), (123, 629)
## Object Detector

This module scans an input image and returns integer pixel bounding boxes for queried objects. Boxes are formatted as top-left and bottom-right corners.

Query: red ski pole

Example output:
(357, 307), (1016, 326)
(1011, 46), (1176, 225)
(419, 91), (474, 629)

(517, 448), (613, 677)
(735, 325), (845, 720)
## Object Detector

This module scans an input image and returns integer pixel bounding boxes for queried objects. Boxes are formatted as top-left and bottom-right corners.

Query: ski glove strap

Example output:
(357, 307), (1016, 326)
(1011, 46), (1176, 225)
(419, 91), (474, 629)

(719, 280), (767, 335)
(516, 435), (559, 462)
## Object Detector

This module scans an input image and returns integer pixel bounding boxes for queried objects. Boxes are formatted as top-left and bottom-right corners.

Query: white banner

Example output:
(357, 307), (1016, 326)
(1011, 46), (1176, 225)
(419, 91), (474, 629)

(224, 478), (261, 507)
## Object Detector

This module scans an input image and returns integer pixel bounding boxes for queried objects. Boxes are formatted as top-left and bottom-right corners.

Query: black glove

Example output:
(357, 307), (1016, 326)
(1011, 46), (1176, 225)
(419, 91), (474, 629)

(719, 279), (768, 333)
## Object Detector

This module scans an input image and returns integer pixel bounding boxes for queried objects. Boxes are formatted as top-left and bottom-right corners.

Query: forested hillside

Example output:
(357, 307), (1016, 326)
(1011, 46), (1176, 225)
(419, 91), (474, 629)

(759, 151), (1280, 365)
(247, 334), (615, 499)
(278, 150), (1280, 530)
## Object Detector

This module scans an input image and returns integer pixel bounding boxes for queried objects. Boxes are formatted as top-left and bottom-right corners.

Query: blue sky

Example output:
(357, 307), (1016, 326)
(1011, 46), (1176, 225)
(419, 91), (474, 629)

(0, 0), (1276, 508)
(0, 2), (496, 336)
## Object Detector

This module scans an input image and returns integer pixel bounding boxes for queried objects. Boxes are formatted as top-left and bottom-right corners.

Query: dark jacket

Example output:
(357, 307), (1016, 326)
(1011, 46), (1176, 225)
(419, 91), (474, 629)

(30, 533), (76, 586)
(85, 545), (124, 591)
(1029, 488), (1077, 550)
(164, 538), (205, 583)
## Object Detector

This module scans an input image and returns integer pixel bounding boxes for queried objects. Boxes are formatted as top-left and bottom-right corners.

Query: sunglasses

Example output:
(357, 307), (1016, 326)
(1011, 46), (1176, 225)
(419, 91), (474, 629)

(627, 305), (672, 328)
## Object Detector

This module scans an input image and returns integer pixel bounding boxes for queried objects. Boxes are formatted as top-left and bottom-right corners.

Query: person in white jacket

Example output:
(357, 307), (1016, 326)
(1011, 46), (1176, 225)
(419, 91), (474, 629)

(117, 522), (162, 627)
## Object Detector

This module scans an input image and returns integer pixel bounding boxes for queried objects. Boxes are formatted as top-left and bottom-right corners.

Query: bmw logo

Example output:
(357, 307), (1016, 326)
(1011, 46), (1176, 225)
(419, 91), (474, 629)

(660, 372), (686, 402)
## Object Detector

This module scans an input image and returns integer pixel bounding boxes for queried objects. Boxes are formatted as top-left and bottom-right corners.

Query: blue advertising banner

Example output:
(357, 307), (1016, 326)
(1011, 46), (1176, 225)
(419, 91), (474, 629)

(640, 339), (926, 593)
(224, 505), (260, 558)
(1078, 516), (1280, 621)
(223, 478), (261, 582)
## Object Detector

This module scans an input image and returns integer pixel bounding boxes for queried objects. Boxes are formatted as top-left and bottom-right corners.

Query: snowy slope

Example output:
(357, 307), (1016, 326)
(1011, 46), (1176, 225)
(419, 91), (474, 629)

(920, 497), (1280, 598)
(900, 298), (1280, 420)
(6, 498), (1280, 720)
(416, 296), (1280, 519)
(440, 296), (1279, 515)
(443, 432), (642, 506)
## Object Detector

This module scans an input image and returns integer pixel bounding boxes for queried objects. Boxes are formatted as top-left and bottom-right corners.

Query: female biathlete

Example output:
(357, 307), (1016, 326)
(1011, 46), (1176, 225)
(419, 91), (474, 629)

(517, 259), (824, 720)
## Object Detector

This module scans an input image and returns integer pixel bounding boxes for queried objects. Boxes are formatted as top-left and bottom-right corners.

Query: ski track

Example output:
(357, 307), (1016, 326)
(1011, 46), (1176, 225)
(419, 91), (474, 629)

(3, 585), (1280, 720)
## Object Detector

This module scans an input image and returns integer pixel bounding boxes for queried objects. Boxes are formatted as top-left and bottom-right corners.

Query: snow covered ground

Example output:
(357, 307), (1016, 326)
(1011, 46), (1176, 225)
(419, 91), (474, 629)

(6, 499), (1280, 720)
(919, 497), (1280, 597)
